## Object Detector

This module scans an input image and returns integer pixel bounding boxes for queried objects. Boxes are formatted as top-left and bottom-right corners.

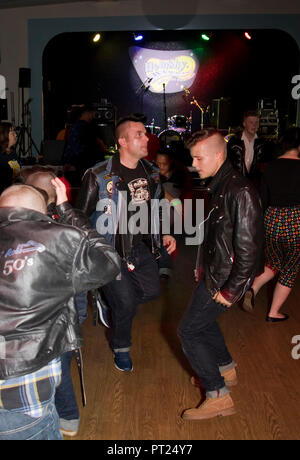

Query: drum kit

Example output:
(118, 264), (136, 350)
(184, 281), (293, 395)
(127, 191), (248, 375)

(145, 86), (208, 151)
(146, 113), (191, 143)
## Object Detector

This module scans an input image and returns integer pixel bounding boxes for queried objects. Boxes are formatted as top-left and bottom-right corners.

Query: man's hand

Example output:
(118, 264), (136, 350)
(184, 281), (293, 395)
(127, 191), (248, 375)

(51, 177), (68, 206)
(213, 292), (232, 307)
(163, 235), (176, 255)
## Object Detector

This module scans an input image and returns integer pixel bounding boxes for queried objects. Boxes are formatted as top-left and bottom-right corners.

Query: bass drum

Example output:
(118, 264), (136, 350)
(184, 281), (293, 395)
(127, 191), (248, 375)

(158, 129), (192, 165)
(158, 129), (184, 147)
(168, 115), (190, 130)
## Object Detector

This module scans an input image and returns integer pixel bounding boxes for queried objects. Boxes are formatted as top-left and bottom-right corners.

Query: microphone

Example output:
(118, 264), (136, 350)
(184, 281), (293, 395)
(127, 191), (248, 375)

(135, 78), (150, 94)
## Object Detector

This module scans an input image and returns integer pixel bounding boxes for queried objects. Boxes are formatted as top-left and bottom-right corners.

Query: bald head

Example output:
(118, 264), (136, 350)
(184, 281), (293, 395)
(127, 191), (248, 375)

(0, 184), (47, 214)
(25, 171), (56, 204)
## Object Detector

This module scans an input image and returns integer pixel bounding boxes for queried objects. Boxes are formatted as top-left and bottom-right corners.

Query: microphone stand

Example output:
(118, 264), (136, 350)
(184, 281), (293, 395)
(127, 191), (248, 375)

(140, 85), (150, 114)
(15, 90), (40, 161)
(161, 83), (168, 148)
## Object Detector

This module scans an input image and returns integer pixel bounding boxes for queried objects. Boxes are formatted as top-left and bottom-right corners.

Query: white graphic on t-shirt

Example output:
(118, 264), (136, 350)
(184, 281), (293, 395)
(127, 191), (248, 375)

(127, 178), (150, 203)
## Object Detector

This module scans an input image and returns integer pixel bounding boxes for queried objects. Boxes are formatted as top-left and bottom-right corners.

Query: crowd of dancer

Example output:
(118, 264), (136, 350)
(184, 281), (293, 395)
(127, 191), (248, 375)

(0, 108), (299, 439)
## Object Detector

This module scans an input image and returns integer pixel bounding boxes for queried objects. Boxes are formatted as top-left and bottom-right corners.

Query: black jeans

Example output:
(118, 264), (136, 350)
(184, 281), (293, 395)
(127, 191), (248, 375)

(102, 241), (161, 351)
(178, 281), (233, 392)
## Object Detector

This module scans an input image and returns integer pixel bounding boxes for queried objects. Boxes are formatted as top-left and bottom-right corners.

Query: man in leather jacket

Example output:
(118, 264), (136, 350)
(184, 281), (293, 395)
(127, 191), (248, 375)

(0, 180), (120, 440)
(227, 110), (273, 184)
(76, 115), (176, 372)
(25, 169), (88, 437)
(178, 128), (263, 421)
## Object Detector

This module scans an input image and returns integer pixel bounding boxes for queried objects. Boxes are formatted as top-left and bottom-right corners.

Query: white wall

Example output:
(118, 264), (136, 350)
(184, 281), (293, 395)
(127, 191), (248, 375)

(1, 0), (300, 100)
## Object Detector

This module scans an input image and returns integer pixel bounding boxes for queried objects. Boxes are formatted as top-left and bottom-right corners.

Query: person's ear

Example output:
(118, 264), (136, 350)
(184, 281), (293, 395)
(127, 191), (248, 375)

(118, 136), (127, 148)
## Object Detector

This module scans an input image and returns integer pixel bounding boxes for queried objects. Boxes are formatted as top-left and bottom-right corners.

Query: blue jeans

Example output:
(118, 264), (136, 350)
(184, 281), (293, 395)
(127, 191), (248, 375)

(0, 400), (62, 440)
(102, 241), (161, 351)
(55, 292), (87, 421)
(178, 281), (233, 392)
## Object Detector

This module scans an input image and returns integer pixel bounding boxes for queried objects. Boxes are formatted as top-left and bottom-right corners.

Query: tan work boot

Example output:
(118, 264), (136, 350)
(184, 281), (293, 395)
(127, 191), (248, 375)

(182, 393), (236, 420)
(221, 366), (238, 386)
(241, 288), (255, 312)
(190, 366), (238, 388)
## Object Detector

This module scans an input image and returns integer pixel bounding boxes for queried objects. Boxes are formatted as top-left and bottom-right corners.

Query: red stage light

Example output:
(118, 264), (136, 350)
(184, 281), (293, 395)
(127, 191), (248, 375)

(244, 32), (252, 40)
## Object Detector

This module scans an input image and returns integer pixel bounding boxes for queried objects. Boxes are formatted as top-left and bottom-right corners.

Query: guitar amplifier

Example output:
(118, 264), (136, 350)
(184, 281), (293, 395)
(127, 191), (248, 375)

(95, 105), (116, 125)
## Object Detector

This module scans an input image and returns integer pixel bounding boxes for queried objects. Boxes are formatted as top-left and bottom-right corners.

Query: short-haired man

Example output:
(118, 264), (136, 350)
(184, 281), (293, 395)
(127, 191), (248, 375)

(227, 110), (272, 182)
(76, 115), (176, 372)
(0, 181), (120, 439)
(178, 128), (263, 420)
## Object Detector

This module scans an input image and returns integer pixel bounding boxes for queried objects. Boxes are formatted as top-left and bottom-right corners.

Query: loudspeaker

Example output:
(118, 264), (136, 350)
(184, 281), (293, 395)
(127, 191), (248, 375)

(210, 98), (232, 130)
(95, 105), (115, 124)
(0, 99), (8, 120)
(18, 68), (31, 88)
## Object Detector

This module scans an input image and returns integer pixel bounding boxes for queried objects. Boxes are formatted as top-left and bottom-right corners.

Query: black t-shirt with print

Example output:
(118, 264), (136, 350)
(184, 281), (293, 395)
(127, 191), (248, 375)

(118, 161), (151, 246)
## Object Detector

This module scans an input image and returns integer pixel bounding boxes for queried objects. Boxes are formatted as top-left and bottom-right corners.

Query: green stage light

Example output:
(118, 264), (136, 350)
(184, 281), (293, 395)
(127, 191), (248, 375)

(201, 34), (210, 41)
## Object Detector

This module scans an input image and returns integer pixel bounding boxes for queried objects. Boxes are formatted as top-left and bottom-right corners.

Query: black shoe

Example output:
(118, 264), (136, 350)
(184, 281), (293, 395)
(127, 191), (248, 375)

(241, 288), (255, 312)
(266, 313), (289, 323)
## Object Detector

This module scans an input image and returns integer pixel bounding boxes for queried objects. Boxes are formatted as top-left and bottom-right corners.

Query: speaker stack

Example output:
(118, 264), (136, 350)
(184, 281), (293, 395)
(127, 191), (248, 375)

(18, 68), (31, 89)
(258, 99), (279, 139)
(94, 102), (116, 148)
(209, 97), (232, 131)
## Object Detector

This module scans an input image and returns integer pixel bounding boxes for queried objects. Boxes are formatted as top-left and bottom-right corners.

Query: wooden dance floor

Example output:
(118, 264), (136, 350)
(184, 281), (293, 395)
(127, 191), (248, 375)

(67, 237), (300, 441)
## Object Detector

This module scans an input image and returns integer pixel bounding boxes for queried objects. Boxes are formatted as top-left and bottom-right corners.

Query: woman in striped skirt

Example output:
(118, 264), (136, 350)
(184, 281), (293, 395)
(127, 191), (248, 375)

(242, 127), (300, 322)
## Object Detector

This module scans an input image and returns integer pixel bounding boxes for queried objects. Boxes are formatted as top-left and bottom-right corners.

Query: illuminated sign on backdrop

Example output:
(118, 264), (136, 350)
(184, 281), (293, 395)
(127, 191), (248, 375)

(129, 47), (199, 94)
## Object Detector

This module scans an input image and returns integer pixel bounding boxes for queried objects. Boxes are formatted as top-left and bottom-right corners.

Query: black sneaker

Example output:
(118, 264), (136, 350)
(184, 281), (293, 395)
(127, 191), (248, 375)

(114, 352), (133, 372)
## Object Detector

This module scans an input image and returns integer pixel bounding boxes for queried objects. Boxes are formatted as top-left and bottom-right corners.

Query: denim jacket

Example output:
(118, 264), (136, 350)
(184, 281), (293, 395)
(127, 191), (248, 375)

(76, 153), (163, 260)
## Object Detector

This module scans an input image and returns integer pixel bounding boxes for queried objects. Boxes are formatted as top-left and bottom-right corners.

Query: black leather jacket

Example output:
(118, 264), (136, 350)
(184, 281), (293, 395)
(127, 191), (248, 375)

(76, 153), (163, 260)
(0, 203), (120, 379)
(201, 159), (264, 304)
(227, 132), (272, 179)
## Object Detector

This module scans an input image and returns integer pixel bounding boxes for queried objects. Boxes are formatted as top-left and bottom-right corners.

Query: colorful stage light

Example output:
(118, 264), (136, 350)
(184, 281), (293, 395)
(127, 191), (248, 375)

(244, 32), (252, 40)
(93, 33), (101, 43)
(201, 34), (210, 41)
(133, 33), (144, 41)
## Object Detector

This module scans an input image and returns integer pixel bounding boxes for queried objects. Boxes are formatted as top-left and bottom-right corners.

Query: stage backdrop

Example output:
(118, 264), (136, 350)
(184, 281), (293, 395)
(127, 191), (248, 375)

(43, 29), (299, 142)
